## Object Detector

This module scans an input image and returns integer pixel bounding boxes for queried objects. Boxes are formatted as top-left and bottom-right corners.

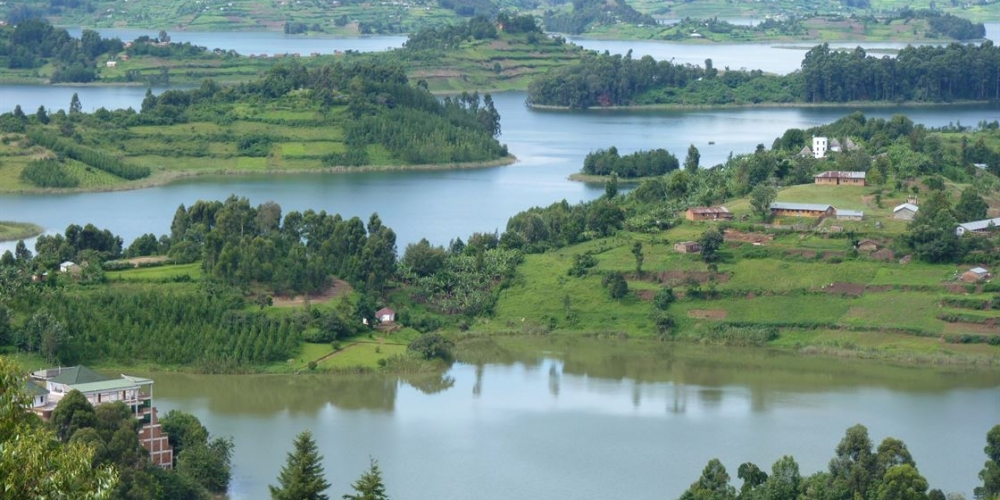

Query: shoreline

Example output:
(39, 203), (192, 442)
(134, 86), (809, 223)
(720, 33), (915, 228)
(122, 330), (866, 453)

(0, 156), (518, 195)
(568, 173), (651, 184)
(79, 331), (1000, 375)
(529, 99), (998, 111)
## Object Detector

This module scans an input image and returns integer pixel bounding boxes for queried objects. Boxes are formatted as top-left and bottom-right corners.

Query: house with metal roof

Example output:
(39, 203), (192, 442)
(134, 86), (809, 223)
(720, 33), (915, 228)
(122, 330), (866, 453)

(836, 209), (864, 221)
(814, 171), (866, 186)
(956, 217), (1000, 236)
(769, 202), (835, 218)
(685, 206), (734, 221)
(893, 203), (919, 220)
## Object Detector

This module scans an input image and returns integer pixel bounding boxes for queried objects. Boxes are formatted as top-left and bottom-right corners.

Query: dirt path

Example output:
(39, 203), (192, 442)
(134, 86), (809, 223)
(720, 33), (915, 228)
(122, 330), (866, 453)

(273, 278), (353, 307)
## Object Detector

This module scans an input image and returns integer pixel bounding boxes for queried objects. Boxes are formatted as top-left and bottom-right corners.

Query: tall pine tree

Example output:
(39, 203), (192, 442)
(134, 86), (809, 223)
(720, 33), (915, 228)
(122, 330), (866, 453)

(270, 431), (330, 500)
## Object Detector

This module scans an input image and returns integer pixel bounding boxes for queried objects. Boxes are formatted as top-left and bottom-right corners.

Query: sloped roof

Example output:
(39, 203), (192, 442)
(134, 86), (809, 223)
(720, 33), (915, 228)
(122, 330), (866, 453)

(770, 202), (833, 212)
(894, 203), (919, 213)
(958, 217), (1000, 232)
(836, 209), (864, 217)
(69, 379), (142, 394)
(24, 381), (49, 396)
(970, 267), (989, 275)
(687, 207), (730, 215)
(376, 307), (395, 316)
(814, 171), (866, 179)
(48, 366), (109, 385)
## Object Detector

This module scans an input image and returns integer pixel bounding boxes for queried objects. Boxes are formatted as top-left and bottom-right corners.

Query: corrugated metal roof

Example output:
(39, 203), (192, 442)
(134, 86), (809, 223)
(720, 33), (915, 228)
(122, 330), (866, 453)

(69, 378), (141, 394)
(958, 217), (1000, 232)
(814, 171), (866, 179)
(688, 207), (730, 214)
(836, 210), (864, 217)
(770, 202), (833, 212)
(893, 203), (919, 213)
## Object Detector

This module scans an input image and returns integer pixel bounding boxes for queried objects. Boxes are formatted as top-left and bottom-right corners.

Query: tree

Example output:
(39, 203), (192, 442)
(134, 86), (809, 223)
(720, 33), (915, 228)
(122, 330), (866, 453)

(402, 238), (447, 277)
(602, 271), (628, 300)
(680, 458), (737, 500)
(343, 458), (389, 500)
(955, 187), (989, 222)
(632, 241), (644, 276)
(158, 30), (171, 42)
(699, 227), (724, 263)
(161, 410), (209, 461)
(750, 183), (777, 221)
(407, 333), (454, 361)
(270, 430), (331, 500)
(829, 424), (877, 500)
(877, 465), (929, 500)
(52, 389), (97, 442)
(976, 425), (1000, 500)
(685, 144), (701, 173)
(178, 437), (234, 494)
(70, 92), (82, 115)
(653, 287), (675, 310)
(605, 172), (619, 198)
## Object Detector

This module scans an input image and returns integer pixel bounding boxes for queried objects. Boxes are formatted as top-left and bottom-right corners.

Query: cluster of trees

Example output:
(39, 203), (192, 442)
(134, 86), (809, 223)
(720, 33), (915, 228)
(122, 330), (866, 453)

(582, 146), (680, 178)
(402, 239), (523, 317)
(679, 424), (1000, 500)
(913, 9), (986, 40)
(801, 42), (1000, 103)
(166, 197), (398, 297)
(527, 50), (746, 108)
(402, 13), (541, 51)
(542, 0), (656, 35)
(1, 284), (299, 369)
(0, 18), (124, 82)
(529, 40), (1000, 108)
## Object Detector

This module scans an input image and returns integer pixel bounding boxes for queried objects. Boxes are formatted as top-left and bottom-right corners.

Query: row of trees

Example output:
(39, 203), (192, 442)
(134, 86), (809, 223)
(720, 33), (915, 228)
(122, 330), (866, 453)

(528, 41), (1000, 108)
(0, 18), (123, 82)
(680, 424), (1000, 500)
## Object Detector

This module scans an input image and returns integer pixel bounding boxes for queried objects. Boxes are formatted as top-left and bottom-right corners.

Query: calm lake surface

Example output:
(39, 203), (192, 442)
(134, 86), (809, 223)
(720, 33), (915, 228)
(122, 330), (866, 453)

(147, 341), (1000, 499)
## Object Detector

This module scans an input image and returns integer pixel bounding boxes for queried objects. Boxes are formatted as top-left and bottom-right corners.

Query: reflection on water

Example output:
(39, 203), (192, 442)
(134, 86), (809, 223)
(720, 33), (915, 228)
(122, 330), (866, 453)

(149, 339), (999, 500)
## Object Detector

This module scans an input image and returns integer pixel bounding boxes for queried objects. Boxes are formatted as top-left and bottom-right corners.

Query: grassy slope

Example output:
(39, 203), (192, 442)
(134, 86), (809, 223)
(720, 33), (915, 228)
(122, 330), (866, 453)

(628, 0), (1000, 22)
(0, 89), (513, 193)
(0, 221), (43, 242)
(582, 17), (961, 43)
(2, 0), (461, 33)
(486, 179), (1000, 366)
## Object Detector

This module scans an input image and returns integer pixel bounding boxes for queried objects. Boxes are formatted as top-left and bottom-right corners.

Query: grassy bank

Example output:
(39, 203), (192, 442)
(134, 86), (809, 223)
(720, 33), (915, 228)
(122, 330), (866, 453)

(0, 221), (43, 242)
(471, 181), (1000, 368)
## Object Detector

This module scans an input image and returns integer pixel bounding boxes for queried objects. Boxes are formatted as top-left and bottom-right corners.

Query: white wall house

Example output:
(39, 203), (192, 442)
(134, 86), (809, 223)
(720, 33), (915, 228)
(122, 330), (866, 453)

(812, 137), (828, 159)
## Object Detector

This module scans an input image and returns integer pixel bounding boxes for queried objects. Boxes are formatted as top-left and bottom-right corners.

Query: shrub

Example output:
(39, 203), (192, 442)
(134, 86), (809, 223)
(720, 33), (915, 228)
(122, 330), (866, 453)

(407, 333), (454, 361)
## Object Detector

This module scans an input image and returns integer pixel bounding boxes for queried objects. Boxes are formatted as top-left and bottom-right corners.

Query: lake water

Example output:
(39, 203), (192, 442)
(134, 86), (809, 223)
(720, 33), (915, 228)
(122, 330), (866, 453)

(1, 88), (998, 253)
(148, 340), (1000, 499)
(66, 28), (408, 56)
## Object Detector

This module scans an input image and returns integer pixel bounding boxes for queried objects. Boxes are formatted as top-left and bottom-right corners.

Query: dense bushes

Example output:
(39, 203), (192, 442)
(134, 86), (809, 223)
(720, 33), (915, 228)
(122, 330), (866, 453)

(582, 147), (679, 178)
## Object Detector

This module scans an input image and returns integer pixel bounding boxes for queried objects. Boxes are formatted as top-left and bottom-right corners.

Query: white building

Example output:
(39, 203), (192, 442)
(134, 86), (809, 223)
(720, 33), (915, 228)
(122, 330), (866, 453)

(812, 137), (828, 159)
